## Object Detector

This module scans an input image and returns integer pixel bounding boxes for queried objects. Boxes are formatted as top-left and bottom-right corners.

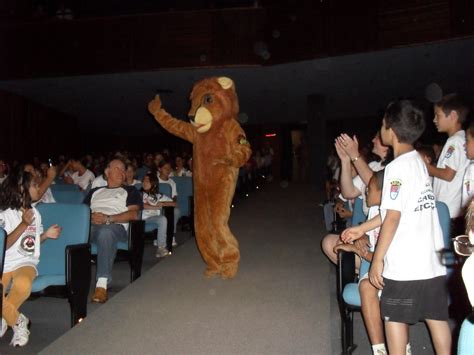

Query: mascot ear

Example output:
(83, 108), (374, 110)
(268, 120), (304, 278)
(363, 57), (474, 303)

(217, 77), (234, 90)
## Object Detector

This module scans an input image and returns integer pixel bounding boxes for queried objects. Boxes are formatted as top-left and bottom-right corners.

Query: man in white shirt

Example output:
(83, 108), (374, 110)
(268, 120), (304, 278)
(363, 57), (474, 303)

(83, 159), (142, 303)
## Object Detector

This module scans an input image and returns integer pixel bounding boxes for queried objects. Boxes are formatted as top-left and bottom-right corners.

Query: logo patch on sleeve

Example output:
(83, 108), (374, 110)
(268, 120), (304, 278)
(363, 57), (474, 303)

(390, 180), (402, 200)
(445, 145), (455, 159)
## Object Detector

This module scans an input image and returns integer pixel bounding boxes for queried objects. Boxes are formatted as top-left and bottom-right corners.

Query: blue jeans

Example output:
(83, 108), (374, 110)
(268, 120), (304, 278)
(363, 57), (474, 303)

(144, 215), (167, 248)
(90, 224), (128, 283)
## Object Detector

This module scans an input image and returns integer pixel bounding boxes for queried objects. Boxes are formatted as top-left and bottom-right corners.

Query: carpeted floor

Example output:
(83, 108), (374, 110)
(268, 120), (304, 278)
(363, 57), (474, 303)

(0, 181), (445, 354)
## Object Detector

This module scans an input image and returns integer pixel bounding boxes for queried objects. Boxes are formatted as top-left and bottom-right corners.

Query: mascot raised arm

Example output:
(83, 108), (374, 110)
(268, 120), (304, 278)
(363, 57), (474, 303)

(148, 77), (251, 279)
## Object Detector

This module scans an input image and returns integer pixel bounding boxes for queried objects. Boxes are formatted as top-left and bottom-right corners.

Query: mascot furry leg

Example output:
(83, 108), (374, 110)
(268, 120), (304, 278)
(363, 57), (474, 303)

(148, 77), (251, 279)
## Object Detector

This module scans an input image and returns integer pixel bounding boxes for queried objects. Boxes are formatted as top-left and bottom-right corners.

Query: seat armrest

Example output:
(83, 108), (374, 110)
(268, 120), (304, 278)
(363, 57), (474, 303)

(66, 243), (91, 327)
(162, 206), (175, 251)
(128, 220), (145, 282)
(337, 250), (357, 303)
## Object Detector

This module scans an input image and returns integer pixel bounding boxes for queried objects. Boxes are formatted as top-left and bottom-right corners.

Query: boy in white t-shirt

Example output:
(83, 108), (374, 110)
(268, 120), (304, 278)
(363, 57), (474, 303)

(426, 94), (470, 228)
(462, 121), (474, 207)
(371, 100), (450, 354)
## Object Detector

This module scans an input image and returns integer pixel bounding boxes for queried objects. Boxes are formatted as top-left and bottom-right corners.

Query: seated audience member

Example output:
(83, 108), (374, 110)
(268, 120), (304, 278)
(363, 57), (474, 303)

(154, 153), (164, 170)
(0, 168), (61, 347)
(141, 173), (177, 257)
(171, 156), (192, 177)
(64, 158), (95, 191)
(0, 159), (8, 184)
(322, 132), (389, 265)
(23, 163), (56, 204)
(338, 170), (396, 355)
(83, 159), (143, 303)
(158, 160), (180, 246)
(125, 164), (140, 186)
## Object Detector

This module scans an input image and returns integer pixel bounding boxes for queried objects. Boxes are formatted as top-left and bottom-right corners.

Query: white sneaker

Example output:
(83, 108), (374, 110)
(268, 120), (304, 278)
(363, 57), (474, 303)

(153, 240), (158, 247)
(0, 318), (7, 338)
(172, 236), (178, 247)
(10, 314), (30, 347)
(156, 247), (171, 258)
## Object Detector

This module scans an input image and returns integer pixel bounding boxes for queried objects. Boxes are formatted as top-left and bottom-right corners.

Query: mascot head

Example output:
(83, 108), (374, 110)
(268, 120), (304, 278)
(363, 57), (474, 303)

(188, 77), (239, 134)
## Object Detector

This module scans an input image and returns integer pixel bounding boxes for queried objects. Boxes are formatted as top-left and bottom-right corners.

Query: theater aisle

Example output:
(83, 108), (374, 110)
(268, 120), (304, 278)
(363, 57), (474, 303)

(41, 182), (333, 355)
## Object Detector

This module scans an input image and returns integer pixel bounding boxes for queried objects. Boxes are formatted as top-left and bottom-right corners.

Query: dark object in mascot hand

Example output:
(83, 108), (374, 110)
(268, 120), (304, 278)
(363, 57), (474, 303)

(148, 77), (252, 279)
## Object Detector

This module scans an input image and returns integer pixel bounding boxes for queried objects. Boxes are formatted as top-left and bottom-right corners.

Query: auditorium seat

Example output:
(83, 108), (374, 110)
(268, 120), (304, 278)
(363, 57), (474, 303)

(33, 203), (91, 327)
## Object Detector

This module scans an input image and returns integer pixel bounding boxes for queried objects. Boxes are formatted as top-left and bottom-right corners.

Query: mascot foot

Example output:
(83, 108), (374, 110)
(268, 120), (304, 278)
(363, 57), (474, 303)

(220, 263), (238, 280)
(204, 268), (221, 278)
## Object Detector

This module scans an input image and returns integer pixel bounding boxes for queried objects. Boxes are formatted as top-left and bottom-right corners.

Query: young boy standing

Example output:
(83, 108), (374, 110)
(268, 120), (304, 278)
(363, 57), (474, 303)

(427, 94), (470, 228)
(370, 100), (451, 355)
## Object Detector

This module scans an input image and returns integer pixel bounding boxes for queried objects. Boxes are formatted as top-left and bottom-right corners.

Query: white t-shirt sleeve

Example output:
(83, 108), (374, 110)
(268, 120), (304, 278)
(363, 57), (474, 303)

(440, 137), (465, 172)
(380, 164), (404, 214)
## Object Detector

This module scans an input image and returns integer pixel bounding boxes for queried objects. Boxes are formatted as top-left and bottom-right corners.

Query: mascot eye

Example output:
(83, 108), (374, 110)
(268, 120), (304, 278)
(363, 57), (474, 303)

(203, 94), (213, 105)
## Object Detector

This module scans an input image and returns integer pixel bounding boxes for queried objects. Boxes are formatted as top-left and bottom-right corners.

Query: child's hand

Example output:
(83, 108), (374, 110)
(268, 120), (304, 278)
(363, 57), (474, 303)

(45, 224), (61, 239)
(369, 259), (385, 289)
(333, 243), (357, 254)
(341, 226), (364, 243)
(354, 237), (370, 256)
(21, 208), (35, 226)
(47, 165), (57, 180)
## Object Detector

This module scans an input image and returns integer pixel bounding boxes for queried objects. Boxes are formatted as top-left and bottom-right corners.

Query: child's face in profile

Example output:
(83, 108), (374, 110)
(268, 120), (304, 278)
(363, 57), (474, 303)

(466, 130), (474, 160)
(28, 178), (41, 203)
(366, 177), (381, 207)
(433, 106), (452, 133)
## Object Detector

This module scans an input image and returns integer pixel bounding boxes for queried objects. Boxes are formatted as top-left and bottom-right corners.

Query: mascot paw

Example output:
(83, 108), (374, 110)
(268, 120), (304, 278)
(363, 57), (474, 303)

(220, 264), (238, 280)
(212, 158), (232, 166)
(148, 95), (163, 115)
(204, 268), (221, 278)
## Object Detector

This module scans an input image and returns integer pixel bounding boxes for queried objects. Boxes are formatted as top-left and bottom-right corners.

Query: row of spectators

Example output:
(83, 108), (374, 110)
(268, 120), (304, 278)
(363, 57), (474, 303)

(322, 93), (473, 354)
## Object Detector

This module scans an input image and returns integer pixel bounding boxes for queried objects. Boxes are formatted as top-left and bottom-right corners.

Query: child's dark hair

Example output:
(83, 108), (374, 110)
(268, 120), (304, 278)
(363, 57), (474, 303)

(0, 167), (34, 210)
(142, 172), (159, 198)
(371, 169), (385, 191)
(158, 160), (171, 169)
(467, 120), (474, 138)
(384, 100), (425, 144)
(416, 144), (436, 165)
(435, 93), (470, 125)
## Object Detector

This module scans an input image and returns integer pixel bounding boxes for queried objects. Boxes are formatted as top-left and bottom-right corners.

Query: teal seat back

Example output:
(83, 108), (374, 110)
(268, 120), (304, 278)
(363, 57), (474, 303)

(136, 167), (148, 181)
(159, 183), (172, 199)
(351, 197), (366, 226)
(36, 203), (90, 278)
(171, 176), (193, 217)
(435, 201), (451, 248)
(52, 190), (85, 204)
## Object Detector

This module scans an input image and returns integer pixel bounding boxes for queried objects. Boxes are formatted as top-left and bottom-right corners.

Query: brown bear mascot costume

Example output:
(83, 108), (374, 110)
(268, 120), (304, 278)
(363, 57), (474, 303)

(148, 77), (251, 279)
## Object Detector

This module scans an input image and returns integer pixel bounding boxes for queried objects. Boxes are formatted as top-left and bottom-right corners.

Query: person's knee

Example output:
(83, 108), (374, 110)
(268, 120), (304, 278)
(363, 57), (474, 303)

(321, 234), (338, 257)
(95, 227), (116, 247)
(12, 275), (33, 295)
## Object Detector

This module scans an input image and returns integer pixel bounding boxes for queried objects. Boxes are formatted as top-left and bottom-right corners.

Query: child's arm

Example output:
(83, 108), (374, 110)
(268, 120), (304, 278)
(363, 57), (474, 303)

(6, 209), (34, 249)
(426, 163), (456, 182)
(335, 141), (361, 199)
(340, 214), (382, 243)
(40, 224), (61, 242)
(369, 209), (400, 289)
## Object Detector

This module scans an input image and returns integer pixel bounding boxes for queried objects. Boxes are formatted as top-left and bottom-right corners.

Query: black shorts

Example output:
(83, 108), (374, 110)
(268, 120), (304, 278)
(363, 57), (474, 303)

(380, 276), (449, 324)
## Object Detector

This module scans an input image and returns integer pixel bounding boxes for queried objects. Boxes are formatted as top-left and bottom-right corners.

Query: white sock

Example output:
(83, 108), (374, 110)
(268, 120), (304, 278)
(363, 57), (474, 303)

(372, 343), (387, 355)
(96, 277), (107, 290)
(406, 343), (412, 355)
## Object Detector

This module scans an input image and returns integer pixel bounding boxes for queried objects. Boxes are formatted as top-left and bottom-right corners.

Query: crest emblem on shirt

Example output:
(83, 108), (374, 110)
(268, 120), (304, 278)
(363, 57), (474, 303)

(390, 180), (402, 200)
(445, 145), (455, 159)
(19, 234), (36, 256)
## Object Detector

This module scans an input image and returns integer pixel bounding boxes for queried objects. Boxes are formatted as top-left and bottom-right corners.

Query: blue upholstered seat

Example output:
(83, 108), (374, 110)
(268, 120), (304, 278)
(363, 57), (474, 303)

(159, 183), (172, 199)
(351, 197), (366, 227)
(50, 184), (85, 204)
(458, 315), (474, 354)
(171, 176), (193, 218)
(33, 203), (91, 327)
(33, 203), (90, 292)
